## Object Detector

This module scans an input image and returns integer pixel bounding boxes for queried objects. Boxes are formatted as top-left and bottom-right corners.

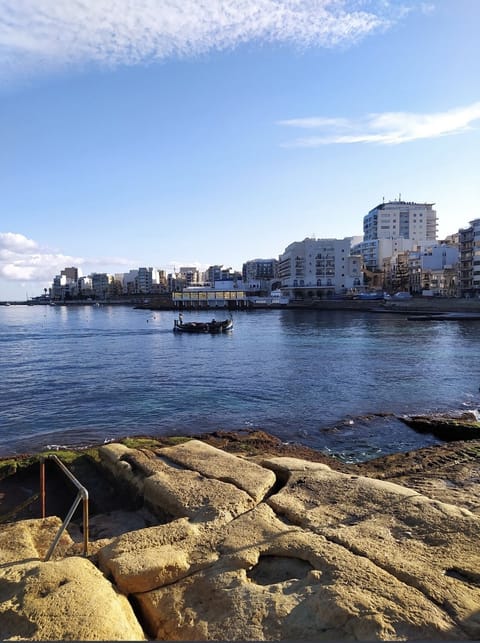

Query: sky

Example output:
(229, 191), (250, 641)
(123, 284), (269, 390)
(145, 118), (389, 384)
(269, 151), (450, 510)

(1, 0), (479, 300)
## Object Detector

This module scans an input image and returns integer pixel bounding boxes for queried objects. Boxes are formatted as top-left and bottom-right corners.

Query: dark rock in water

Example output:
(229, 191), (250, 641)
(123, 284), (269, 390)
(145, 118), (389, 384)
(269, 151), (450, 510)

(399, 411), (480, 441)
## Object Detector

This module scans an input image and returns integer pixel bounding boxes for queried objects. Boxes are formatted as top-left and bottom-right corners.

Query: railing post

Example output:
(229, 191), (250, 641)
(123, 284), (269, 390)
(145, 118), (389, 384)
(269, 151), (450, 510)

(83, 496), (89, 557)
(40, 454), (89, 561)
(40, 457), (46, 518)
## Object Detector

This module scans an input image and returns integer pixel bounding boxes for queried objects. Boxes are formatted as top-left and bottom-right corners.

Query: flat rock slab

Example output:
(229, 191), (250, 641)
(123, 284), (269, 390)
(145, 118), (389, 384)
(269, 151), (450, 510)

(157, 439), (276, 503)
(264, 457), (480, 639)
(98, 518), (218, 594)
(144, 461), (257, 524)
(99, 441), (272, 525)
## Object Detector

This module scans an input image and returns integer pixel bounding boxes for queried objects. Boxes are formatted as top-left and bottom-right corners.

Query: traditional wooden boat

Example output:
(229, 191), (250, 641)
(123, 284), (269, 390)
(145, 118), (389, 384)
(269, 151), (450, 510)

(173, 314), (233, 334)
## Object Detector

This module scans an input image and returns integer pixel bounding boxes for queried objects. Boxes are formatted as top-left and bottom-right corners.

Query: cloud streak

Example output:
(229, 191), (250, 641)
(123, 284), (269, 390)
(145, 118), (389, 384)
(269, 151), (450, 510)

(279, 102), (480, 146)
(0, 232), (136, 290)
(0, 232), (84, 283)
(0, 1), (407, 77)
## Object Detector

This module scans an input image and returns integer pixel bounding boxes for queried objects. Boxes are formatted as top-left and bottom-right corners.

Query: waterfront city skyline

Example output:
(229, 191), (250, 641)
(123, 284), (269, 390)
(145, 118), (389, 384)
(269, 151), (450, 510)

(1, 1), (479, 301)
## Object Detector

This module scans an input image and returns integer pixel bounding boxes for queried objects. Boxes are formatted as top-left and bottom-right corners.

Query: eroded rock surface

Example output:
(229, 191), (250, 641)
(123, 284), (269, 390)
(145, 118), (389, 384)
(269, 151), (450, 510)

(2, 438), (480, 640)
(0, 554), (145, 640)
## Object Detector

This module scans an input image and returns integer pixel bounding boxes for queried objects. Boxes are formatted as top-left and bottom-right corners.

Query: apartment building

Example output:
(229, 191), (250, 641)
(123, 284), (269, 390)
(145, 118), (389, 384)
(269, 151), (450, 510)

(459, 219), (480, 296)
(242, 258), (278, 281)
(91, 273), (114, 299)
(364, 200), (437, 242)
(354, 237), (417, 271)
(357, 200), (438, 271)
(278, 237), (362, 299)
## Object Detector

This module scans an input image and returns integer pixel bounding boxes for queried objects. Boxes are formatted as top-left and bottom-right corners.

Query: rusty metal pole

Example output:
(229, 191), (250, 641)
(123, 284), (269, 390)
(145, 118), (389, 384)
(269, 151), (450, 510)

(40, 458), (46, 518)
(83, 496), (89, 557)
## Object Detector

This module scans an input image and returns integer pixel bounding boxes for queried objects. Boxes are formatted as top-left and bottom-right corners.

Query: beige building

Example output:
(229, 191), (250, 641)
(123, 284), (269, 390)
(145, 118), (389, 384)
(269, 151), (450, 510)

(278, 237), (362, 300)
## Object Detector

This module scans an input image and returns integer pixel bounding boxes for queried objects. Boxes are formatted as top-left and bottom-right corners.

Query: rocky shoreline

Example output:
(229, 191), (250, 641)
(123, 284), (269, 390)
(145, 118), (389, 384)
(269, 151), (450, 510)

(2, 430), (480, 640)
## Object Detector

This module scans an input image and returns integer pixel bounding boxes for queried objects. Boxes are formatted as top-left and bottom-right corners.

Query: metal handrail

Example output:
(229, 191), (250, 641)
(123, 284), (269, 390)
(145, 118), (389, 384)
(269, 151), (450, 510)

(40, 454), (89, 561)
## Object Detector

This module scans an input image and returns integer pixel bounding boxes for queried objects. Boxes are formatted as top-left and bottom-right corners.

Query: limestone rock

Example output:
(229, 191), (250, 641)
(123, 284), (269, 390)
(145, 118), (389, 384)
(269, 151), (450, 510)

(265, 458), (480, 639)
(98, 441), (272, 524)
(0, 516), (73, 564)
(158, 439), (276, 502)
(98, 518), (218, 594)
(98, 443), (148, 497)
(0, 556), (145, 640)
(136, 503), (462, 640)
(5, 445), (480, 640)
(144, 462), (256, 524)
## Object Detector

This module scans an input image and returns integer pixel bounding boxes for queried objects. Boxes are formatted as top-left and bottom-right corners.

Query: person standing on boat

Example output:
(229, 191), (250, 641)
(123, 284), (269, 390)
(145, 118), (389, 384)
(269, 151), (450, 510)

(179, 312), (183, 325)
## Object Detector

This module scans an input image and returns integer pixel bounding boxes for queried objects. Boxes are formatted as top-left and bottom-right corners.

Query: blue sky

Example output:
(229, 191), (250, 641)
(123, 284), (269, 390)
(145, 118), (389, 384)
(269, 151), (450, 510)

(1, 0), (479, 300)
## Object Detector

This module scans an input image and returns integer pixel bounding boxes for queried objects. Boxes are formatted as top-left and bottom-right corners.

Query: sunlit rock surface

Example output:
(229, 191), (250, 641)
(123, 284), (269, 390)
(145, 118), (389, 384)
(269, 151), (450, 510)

(2, 439), (480, 640)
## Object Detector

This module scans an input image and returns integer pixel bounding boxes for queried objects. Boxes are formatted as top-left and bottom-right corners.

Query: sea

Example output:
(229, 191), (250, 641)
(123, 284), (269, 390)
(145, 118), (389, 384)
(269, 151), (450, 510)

(0, 304), (478, 462)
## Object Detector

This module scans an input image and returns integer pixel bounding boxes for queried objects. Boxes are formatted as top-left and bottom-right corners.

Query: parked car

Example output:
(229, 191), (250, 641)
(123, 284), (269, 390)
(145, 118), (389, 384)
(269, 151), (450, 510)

(393, 292), (412, 300)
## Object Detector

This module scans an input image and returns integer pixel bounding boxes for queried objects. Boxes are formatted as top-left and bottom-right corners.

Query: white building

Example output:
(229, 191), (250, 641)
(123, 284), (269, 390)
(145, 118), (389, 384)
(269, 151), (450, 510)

(420, 244), (459, 271)
(364, 200), (437, 242)
(357, 200), (438, 271)
(278, 237), (362, 299)
(136, 267), (155, 293)
(354, 237), (418, 271)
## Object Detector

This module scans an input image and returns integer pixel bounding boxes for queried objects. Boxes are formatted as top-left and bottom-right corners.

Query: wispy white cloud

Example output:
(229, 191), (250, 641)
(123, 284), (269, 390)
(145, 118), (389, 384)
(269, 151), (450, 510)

(0, 231), (136, 288)
(0, 1), (410, 77)
(279, 102), (480, 146)
(0, 232), (83, 282)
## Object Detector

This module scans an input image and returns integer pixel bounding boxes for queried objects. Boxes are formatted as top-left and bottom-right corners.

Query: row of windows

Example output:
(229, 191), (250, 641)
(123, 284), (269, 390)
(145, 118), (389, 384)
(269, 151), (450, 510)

(173, 291), (246, 300)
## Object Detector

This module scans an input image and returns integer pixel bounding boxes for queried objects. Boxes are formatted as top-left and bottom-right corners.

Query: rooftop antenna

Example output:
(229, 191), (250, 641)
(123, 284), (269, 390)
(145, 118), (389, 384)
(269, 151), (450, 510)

(399, 192), (402, 201)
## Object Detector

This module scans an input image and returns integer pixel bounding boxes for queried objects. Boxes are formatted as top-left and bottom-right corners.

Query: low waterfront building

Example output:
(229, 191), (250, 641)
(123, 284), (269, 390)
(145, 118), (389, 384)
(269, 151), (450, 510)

(172, 283), (248, 309)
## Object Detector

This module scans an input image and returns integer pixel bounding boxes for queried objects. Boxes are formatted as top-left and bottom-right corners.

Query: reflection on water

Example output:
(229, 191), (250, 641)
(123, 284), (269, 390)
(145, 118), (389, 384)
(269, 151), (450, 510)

(0, 305), (478, 459)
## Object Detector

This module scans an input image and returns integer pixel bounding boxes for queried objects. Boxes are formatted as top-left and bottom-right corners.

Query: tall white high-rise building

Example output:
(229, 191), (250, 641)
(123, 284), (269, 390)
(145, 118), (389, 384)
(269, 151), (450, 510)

(363, 200), (437, 242)
(357, 199), (438, 271)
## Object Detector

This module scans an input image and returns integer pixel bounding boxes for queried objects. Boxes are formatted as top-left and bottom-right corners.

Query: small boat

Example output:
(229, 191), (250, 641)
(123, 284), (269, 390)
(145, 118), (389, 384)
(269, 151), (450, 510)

(173, 314), (233, 334)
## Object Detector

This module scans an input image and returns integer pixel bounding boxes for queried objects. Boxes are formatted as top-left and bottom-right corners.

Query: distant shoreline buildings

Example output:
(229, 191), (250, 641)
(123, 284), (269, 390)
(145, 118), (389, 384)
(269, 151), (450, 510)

(37, 199), (479, 307)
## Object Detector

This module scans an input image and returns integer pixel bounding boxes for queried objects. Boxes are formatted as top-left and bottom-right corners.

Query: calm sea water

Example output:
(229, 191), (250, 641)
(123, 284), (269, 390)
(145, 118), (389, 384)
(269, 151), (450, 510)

(0, 305), (478, 461)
